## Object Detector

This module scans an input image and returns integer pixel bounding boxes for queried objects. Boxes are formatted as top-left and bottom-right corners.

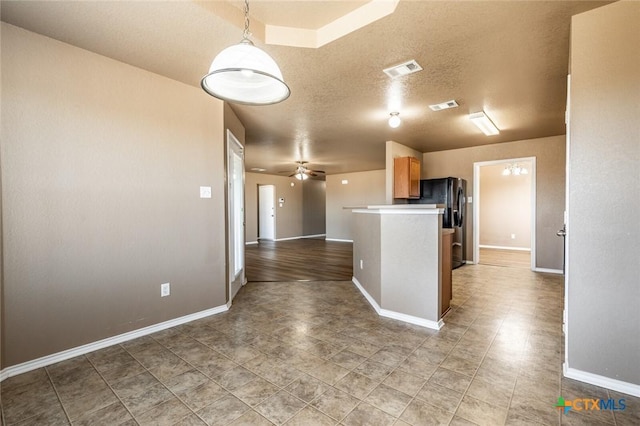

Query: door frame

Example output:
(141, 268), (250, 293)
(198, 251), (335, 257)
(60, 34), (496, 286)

(226, 130), (245, 303)
(472, 157), (537, 270)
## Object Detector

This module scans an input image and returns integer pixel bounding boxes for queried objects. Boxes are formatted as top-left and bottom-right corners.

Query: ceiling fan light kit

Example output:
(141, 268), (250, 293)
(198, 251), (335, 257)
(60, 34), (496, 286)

(278, 161), (326, 180)
(201, 0), (290, 105)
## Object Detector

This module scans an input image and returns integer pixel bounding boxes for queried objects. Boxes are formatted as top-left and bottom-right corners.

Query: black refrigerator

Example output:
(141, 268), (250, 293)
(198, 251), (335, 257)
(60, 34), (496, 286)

(409, 177), (467, 268)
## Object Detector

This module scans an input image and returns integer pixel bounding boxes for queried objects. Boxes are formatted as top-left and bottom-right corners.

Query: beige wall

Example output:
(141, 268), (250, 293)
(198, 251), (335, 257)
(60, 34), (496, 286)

(568, 1), (640, 385)
(302, 179), (326, 236)
(326, 170), (386, 241)
(1, 23), (227, 367)
(245, 173), (303, 242)
(423, 135), (565, 270)
(352, 213), (382, 302)
(479, 162), (531, 249)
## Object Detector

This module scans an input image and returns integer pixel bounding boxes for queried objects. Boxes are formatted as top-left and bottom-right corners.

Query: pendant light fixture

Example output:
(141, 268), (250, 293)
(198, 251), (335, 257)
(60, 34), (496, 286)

(201, 0), (290, 105)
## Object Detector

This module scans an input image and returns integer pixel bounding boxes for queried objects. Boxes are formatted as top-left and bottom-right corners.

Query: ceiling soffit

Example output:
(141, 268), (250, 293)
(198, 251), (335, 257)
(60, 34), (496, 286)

(206, 0), (400, 49)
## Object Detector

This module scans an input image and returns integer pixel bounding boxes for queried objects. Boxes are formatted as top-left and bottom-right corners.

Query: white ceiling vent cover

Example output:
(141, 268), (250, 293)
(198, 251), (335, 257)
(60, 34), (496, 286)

(429, 100), (459, 111)
(383, 60), (423, 78)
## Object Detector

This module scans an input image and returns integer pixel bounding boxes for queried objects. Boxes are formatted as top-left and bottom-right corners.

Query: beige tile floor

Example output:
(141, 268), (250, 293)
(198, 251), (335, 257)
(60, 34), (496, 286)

(1, 264), (638, 425)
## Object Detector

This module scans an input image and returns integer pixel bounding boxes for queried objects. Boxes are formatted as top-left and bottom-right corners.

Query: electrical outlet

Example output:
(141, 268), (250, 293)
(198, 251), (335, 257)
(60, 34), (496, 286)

(360, 259), (364, 270)
(511, 234), (516, 240)
(161, 282), (170, 297)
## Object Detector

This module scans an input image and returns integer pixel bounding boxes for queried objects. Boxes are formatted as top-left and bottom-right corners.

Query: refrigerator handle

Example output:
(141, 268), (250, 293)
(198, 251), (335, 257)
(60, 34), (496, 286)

(456, 187), (464, 226)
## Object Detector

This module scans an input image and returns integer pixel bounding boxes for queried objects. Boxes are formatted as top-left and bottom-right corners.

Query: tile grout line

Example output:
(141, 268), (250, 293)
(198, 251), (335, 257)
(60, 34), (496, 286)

(44, 360), (80, 426)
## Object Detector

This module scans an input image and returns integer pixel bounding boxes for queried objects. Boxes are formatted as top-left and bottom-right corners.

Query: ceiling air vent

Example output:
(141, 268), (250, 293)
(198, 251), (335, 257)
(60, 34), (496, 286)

(429, 100), (459, 111)
(383, 60), (423, 78)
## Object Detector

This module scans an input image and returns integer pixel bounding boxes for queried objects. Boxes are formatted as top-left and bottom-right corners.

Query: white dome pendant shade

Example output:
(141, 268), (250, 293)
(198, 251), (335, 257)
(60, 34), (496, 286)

(201, 0), (290, 106)
(201, 39), (290, 105)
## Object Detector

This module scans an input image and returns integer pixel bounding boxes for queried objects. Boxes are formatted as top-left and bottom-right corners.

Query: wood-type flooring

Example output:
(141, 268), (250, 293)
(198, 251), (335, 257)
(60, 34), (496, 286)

(245, 238), (353, 282)
(479, 247), (531, 269)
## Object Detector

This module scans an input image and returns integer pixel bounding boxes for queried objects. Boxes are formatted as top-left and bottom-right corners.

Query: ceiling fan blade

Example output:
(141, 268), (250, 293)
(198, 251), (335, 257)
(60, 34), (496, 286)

(308, 169), (325, 174)
(288, 173), (297, 177)
(308, 172), (318, 177)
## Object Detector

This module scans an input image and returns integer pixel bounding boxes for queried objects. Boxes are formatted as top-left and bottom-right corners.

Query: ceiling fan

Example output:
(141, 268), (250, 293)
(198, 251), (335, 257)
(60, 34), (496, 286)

(278, 161), (326, 180)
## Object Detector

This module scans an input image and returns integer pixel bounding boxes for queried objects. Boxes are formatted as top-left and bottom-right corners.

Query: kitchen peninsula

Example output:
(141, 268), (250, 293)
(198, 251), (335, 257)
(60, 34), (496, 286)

(351, 204), (446, 330)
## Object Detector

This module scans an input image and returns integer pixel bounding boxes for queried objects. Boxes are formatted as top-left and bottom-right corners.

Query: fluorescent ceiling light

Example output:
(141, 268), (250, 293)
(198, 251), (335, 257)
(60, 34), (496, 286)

(469, 111), (500, 136)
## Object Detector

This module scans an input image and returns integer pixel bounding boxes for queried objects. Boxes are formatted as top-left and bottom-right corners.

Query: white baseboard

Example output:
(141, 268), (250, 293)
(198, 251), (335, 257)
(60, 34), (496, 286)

(0, 304), (229, 382)
(274, 235), (308, 242)
(533, 267), (564, 275)
(256, 235), (327, 243)
(325, 238), (353, 243)
(379, 308), (444, 330)
(564, 364), (640, 397)
(352, 277), (443, 330)
(245, 241), (258, 245)
(479, 245), (531, 252)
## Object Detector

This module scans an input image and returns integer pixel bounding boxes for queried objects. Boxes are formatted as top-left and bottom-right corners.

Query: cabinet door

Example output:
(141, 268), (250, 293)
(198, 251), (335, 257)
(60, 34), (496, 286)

(394, 156), (421, 199)
(393, 157), (410, 198)
(409, 157), (421, 198)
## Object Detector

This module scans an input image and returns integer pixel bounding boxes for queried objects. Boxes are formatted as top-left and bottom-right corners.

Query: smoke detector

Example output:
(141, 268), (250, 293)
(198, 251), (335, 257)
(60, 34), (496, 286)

(383, 60), (423, 78)
(429, 100), (459, 111)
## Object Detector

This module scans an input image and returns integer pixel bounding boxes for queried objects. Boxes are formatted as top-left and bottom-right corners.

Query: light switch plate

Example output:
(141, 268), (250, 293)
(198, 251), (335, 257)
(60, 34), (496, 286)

(200, 186), (212, 198)
(161, 283), (170, 297)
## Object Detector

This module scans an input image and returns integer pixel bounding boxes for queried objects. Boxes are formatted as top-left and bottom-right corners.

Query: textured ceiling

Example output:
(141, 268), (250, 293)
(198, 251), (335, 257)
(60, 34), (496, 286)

(1, 1), (610, 176)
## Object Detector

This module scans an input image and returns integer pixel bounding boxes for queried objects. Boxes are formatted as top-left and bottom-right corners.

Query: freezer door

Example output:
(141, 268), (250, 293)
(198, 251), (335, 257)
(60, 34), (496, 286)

(451, 178), (466, 268)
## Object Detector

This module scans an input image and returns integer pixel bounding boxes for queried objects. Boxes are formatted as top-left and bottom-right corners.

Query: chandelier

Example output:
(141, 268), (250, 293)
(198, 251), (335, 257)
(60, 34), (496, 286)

(502, 163), (529, 176)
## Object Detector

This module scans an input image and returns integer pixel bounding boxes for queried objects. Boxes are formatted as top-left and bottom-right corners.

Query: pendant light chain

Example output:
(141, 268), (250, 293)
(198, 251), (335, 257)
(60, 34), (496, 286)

(243, 0), (251, 40)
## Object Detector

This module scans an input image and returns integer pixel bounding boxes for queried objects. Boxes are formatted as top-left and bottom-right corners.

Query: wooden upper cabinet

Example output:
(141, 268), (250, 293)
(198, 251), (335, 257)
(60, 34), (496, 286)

(393, 156), (421, 199)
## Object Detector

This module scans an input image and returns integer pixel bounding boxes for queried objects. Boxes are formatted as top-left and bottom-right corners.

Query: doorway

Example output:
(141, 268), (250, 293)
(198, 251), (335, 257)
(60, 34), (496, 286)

(258, 185), (275, 241)
(473, 157), (536, 269)
(227, 130), (245, 302)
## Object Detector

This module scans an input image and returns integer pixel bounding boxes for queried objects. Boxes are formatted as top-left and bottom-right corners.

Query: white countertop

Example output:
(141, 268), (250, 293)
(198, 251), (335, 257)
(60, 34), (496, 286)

(366, 204), (440, 209)
(352, 204), (444, 215)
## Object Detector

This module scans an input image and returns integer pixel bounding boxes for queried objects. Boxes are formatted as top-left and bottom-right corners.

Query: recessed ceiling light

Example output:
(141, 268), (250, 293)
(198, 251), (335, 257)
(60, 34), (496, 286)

(383, 60), (423, 79)
(429, 100), (459, 111)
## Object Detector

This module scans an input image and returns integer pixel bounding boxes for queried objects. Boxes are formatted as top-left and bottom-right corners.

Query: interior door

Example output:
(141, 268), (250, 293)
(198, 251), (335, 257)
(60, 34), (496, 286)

(258, 185), (275, 240)
(227, 131), (245, 301)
